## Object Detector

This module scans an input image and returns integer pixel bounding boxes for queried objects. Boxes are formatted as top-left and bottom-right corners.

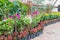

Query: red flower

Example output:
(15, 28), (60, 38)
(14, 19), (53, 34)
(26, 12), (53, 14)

(32, 11), (39, 17)
(33, 11), (39, 15)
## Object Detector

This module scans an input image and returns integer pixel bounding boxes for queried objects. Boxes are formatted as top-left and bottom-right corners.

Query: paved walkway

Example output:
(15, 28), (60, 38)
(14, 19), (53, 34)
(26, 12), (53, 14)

(31, 22), (60, 40)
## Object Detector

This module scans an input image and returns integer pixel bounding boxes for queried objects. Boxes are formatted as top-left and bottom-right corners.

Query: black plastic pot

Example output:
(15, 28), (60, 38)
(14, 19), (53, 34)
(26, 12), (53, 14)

(18, 36), (28, 40)
(35, 31), (41, 37)
(30, 33), (34, 39)
(33, 33), (36, 38)
(22, 37), (27, 40)
(44, 23), (48, 26)
(27, 34), (30, 40)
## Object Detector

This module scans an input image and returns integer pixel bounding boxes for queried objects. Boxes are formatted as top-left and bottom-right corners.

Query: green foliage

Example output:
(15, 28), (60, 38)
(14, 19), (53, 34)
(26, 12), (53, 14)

(9, 1), (28, 15)
(15, 15), (30, 31)
(0, 18), (14, 34)
(0, 0), (28, 18)
(31, 14), (42, 28)
(41, 12), (60, 21)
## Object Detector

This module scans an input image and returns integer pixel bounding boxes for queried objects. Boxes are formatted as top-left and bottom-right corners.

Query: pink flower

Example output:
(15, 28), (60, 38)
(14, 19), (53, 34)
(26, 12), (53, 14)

(9, 16), (13, 19)
(33, 11), (39, 15)
(15, 14), (20, 19)
(4, 17), (7, 20)
(32, 11), (39, 17)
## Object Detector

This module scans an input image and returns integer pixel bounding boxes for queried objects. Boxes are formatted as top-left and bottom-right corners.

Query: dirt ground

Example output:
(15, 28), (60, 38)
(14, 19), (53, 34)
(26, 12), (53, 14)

(31, 22), (60, 40)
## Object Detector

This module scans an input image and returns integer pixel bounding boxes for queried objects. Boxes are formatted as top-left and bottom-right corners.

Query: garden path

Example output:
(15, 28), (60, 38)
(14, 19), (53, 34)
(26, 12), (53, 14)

(31, 22), (60, 40)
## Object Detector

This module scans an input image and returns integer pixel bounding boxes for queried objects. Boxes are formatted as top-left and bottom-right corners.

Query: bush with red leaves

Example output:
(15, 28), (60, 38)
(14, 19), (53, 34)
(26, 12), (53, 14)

(40, 21), (44, 27)
(7, 35), (12, 40)
(18, 29), (29, 38)
(30, 28), (37, 34)
(36, 26), (43, 31)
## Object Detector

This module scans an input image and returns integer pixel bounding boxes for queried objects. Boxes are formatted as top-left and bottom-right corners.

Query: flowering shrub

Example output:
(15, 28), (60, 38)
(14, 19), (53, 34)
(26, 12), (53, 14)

(15, 14), (31, 32)
(18, 29), (29, 38)
(32, 11), (39, 17)
(9, 16), (13, 19)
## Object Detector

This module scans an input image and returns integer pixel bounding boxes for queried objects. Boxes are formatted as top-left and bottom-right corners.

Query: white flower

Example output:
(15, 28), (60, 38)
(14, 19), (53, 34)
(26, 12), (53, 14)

(26, 15), (32, 24)
(3, 20), (6, 21)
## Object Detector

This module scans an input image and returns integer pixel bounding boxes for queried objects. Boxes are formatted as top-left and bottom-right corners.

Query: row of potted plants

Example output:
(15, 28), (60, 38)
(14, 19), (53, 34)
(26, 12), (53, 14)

(0, 11), (44, 40)
(42, 12), (60, 26)
(17, 12), (60, 40)
(0, 12), (60, 40)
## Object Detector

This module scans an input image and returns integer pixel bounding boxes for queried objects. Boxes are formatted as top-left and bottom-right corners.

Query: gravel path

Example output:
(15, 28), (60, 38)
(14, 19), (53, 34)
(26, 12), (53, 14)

(31, 22), (60, 40)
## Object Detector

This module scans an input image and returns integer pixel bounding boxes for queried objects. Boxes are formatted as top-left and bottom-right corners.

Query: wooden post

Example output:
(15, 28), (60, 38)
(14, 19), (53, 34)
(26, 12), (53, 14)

(27, 1), (32, 15)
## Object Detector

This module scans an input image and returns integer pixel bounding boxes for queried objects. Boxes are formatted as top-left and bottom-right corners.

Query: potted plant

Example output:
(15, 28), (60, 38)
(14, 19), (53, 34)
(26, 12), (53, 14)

(30, 27), (37, 39)
(0, 18), (14, 35)
(15, 14), (31, 40)
(36, 25), (43, 36)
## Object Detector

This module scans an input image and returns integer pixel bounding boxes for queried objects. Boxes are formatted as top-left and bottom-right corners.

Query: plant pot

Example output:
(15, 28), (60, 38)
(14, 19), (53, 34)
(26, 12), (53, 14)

(53, 19), (57, 22)
(21, 36), (28, 40)
(30, 33), (34, 39)
(30, 33), (36, 39)
(47, 20), (51, 23)
(57, 18), (60, 21)
(41, 28), (44, 33)
(56, 18), (59, 22)
(44, 20), (48, 26)
(35, 31), (41, 37)
(27, 34), (30, 40)
(54, 19), (58, 22)
(44, 20), (48, 25)
(47, 20), (52, 25)
(50, 20), (54, 24)
(44, 23), (48, 26)
(48, 20), (52, 23)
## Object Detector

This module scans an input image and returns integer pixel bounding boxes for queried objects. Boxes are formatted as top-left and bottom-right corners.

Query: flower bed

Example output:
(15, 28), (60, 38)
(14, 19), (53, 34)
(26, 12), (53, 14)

(17, 12), (60, 40)
(0, 12), (60, 40)
(0, 0), (60, 40)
